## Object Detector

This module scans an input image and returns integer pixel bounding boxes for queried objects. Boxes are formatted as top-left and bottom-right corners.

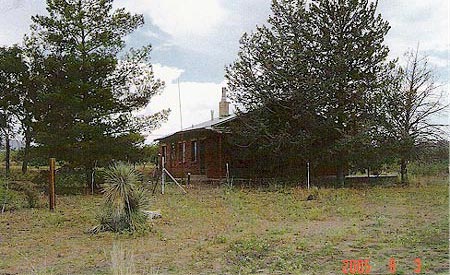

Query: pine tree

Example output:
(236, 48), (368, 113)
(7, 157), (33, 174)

(226, 0), (392, 183)
(29, 0), (168, 185)
(305, 0), (391, 184)
(0, 45), (28, 177)
(226, 1), (319, 177)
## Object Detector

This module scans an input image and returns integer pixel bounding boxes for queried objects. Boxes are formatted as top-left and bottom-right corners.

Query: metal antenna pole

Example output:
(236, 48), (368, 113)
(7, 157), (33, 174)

(178, 78), (183, 130)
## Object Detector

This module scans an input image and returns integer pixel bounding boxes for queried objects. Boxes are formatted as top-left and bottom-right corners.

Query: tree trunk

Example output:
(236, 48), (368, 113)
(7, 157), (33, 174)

(400, 158), (408, 184)
(5, 132), (10, 178)
(21, 127), (31, 174)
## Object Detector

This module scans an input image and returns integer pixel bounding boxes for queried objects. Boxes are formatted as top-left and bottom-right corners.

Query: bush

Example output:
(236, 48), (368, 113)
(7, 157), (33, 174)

(0, 185), (24, 211)
(55, 170), (86, 195)
(408, 160), (448, 177)
(0, 179), (40, 211)
(10, 181), (40, 208)
(32, 168), (105, 195)
(91, 163), (150, 233)
(6, 167), (37, 182)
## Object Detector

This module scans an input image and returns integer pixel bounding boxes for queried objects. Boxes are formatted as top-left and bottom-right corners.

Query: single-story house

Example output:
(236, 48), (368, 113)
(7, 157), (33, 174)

(155, 87), (340, 180)
(155, 88), (236, 179)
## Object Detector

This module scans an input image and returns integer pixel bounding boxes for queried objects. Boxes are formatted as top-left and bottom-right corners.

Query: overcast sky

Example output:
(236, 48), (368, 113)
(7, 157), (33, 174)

(0, 0), (448, 142)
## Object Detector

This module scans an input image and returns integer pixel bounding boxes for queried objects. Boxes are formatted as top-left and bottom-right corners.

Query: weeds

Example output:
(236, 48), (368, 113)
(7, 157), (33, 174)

(228, 236), (271, 272)
(0, 178), (41, 211)
(110, 243), (135, 275)
(0, 181), (447, 274)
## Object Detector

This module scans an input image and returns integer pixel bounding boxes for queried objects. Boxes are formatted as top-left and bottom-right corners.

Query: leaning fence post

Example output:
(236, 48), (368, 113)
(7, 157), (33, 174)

(49, 158), (56, 211)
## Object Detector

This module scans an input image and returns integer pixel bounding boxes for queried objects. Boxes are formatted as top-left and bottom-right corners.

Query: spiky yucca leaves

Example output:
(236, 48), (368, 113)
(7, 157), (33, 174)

(92, 162), (150, 233)
(103, 163), (140, 216)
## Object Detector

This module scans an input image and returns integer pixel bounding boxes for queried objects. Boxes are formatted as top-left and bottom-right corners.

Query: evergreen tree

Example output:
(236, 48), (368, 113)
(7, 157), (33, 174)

(304, 0), (391, 184)
(226, 1), (318, 177)
(15, 37), (47, 174)
(226, 0), (392, 183)
(29, 0), (168, 185)
(0, 45), (28, 177)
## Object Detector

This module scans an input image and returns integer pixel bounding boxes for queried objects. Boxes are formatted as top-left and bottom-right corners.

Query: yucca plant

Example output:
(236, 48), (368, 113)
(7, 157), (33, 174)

(92, 162), (149, 233)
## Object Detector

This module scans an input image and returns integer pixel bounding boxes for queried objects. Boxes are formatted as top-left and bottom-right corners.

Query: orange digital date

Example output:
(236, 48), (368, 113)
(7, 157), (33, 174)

(389, 257), (422, 274)
(342, 259), (372, 274)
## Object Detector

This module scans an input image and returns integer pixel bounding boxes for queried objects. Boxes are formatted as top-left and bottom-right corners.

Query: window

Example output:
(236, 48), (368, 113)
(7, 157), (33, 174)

(178, 142), (184, 162)
(170, 143), (175, 164)
(162, 146), (167, 163)
(191, 140), (198, 162)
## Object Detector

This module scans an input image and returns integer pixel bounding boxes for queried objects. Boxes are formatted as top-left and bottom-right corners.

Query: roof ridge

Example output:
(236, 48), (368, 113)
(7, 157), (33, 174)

(155, 114), (237, 141)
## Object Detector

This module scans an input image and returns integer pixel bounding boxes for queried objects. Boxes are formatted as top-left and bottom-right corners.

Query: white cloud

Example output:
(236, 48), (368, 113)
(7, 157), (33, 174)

(427, 55), (448, 68)
(0, 0), (447, 143)
(0, 0), (46, 46)
(139, 63), (228, 142)
(152, 63), (184, 84)
(379, 0), (449, 61)
(116, 0), (227, 38)
(143, 80), (228, 143)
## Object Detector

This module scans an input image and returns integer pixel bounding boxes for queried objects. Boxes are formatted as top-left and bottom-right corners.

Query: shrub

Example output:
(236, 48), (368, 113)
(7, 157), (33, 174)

(408, 160), (448, 177)
(0, 179), (31, 211)
(7, 167), (36, 182)
(92, 162), (150, 233)
(304, 186), (320, 201)
(55, 170), (86, 195)
(11, 181), (41, 208)
(32, 168), (105, 195)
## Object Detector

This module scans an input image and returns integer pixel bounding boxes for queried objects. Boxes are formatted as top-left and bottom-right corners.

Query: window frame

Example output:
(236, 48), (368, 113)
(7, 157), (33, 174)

(182, 141), (186, 163)
(170, 143), (175, 165)
(191, 140), (198, 162)
(178, 142), (185, 163)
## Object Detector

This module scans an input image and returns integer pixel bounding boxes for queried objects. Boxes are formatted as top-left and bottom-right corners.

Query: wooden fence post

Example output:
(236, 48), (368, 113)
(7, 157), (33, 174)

(49, 158), (56, 211)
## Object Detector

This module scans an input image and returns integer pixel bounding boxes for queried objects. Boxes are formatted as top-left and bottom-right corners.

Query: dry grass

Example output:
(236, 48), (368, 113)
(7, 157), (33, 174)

(0, 179), (448, 274)
(109, 243), (135, 275)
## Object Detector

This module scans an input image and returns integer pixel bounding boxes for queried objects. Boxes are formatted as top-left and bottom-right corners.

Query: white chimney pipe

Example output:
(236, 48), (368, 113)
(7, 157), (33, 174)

(219, 87), (230, 117)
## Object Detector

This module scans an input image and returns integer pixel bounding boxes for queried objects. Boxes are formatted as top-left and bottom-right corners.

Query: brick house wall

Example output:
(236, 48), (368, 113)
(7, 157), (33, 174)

(158, 130), (227, 179)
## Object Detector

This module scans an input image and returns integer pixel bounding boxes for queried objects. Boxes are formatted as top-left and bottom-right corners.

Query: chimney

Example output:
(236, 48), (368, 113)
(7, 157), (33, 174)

(219, 87), (230, 118)
(210, 110), (214, 121)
